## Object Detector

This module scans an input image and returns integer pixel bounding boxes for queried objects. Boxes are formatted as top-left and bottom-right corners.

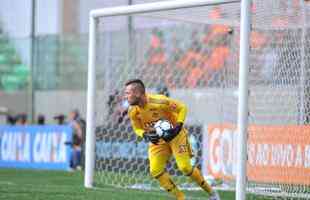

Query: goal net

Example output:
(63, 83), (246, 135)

(89, 0), (310, 199)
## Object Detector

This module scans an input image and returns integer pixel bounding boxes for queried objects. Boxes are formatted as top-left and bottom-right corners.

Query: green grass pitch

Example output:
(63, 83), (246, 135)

(0, 168), (284, 200)
(0, 168), (235, 200)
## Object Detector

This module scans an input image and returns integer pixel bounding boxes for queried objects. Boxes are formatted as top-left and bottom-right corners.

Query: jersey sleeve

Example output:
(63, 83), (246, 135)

(159, 95), (188, 124)
(128, 107), (145, 138)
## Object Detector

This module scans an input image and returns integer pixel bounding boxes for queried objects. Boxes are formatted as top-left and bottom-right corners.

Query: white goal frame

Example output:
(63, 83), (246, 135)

(85, 1), (251, 200)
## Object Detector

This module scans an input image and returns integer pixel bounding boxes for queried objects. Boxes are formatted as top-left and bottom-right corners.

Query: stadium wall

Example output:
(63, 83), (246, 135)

(0, 87), (299, 125)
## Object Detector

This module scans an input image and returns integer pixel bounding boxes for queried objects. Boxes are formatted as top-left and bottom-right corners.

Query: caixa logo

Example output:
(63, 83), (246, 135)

(208, 127), (238, 180)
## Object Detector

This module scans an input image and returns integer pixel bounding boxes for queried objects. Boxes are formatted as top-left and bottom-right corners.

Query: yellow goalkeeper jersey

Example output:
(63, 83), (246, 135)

(128, 93), (187, 138)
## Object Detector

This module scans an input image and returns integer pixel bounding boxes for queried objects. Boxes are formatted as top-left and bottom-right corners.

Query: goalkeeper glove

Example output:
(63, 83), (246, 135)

(162, 123), (183, 142)
(143, 130), (160, 145)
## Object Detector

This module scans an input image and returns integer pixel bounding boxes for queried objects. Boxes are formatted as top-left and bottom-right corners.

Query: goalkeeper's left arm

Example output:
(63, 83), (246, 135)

(161, 96), (188, 142)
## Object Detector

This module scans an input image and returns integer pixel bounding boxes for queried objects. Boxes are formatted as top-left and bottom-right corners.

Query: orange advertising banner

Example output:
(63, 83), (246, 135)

(206, 124), (310, 185)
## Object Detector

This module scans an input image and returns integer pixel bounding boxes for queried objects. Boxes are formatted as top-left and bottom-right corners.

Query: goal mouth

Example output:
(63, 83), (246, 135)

(86, 1), (310, 200)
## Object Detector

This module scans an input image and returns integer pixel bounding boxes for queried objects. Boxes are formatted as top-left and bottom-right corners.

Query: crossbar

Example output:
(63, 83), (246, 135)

(91, 0), (240, 18)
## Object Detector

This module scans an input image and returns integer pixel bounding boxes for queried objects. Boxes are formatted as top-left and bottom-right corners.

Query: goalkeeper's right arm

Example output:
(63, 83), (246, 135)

(130, 118), (159, 144)
(130, 122), (160, 145)
(143, 130), (160, 144)
(128, 108), (144, 138)
(128, 108), (159, 144)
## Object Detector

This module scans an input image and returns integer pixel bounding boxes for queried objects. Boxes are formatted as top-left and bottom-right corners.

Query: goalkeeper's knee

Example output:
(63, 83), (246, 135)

(178, 163), (193, 176)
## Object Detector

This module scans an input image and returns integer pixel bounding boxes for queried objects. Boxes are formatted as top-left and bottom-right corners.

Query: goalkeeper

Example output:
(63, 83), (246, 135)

(124, 79), (220, 200)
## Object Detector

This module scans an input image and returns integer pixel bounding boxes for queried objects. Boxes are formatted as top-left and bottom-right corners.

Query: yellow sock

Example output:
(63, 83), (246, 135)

(189, 167), (213, 195)
(157, 172), (185, 200)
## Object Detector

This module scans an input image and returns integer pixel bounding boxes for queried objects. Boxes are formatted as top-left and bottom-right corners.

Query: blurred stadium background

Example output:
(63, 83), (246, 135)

(1, 0), (310, 200)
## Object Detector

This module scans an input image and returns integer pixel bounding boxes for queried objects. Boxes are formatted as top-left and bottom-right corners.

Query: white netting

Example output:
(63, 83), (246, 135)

(92, 0), (310, 199)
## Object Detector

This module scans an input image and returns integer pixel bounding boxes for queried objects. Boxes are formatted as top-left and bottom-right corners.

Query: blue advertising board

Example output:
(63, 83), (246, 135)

(0, 125), (72, 170)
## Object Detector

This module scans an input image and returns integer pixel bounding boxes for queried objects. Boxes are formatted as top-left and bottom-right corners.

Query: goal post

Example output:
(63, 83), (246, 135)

(85, 0), (248, 199)
(85, 15), (97, 188)
(237, 1), (251, 200)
